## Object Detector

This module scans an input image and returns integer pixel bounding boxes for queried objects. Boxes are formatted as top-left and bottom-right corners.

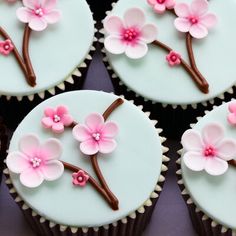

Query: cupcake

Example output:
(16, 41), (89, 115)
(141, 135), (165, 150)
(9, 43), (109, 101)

(0, 0), (96, 128)
(177, 100), (236, 235)
(4, 90), (168, 236)
(101, 0), (236, 137)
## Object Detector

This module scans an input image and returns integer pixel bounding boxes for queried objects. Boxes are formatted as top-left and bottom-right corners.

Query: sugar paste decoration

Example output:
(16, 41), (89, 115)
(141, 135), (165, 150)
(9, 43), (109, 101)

(72, 170), (89, 187)
(6, 134), (64, 188)
(181, 123), (236, 176)
(0, 0), (61, 87)
(103, 0), (217, 94)
(227, 101), (236, 126)
(42, 106), (74, 134)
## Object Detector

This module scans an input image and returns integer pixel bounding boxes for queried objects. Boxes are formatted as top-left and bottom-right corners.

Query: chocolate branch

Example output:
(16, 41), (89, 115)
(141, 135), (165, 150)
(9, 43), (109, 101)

(229, 160), (236, 168)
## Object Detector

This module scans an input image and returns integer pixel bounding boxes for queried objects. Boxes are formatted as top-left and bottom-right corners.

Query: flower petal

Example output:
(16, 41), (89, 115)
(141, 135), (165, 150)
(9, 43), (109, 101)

(98, 139), (117, 154)
(216, 139), (236, 161)
(44, 10), (61, 24)
(154, 3), (166, 14)
(104, 15), (124, 35)
(16, 7), (32, 23)
(140, 24), (157, 43)
(44, 107), (55, 117)
(166, 0), (175, 9)
(19, 134), (40, 157)
(20, 168), (44, 188)
(229, 101), (236, 113)
(202, 123), (224, 146)
(174, 18), (191, 33)
(124, 8), (145, 28)
(147, 0), (157, 6)
(41, 117), (54, 129)
(6, 151), (31, 173)
(80, 140), (99, 155)
(181, 129), (203, 151)
(191, 0), (208, 16)
(85, 113), (104, 132)
(174, 3), (190, 17)
(227, 113), (236, 125)
(22, 0), (38, 9)
(73, 125), (92, 142)
(125, 42), (148, 59)
(189, 24), (208, 39)
(56, 106), (67, 116)
(61, 114), (73, 126)
(102, 121), (119, 138)
(40, 139), (62, 160)
(205, 157), (228, 176)
(29, 17), (47, 31)
(52, 122), (64, 134)
(200, 13), (217, 28)
(104, 35), (126, 55)
(183, 151), (206, 171)
(41, 160), (64, 181)
(41, 0), (57, 10)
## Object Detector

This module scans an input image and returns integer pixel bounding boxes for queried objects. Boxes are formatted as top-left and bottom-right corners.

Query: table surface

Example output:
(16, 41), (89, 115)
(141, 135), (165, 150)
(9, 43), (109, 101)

(0, 51), (197, 236)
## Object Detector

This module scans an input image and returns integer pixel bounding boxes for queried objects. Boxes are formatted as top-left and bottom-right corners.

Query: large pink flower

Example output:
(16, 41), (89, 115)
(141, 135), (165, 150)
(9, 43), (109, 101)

(16, 0), (61, 31)
(174, 0), (217, 39)
(6, 134), (64, 188)
(73, 113), (118, 155)
(147, 0), (175, 14)
(104, 8), (158, 59)
(41, 106), (74, 134)
(181, 123), (236, 176)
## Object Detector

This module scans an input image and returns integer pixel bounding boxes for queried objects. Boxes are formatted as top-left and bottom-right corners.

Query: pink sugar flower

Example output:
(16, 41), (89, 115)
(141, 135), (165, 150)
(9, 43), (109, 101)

(0, 39), (14, 56)
(147, 0), (175, 14)
(181, 123), (236, 176)
(72, 170), (89, 187)
(42, 106), (74, 134)
(174, 0), (217, 39)
(166, 51), (181, 66)
(104, 8), (158, 59)
(6, 134), (64, 188)
(227, 101), (236, 125)
(16, 0), (61, 31)
(73, 113), (118, 155)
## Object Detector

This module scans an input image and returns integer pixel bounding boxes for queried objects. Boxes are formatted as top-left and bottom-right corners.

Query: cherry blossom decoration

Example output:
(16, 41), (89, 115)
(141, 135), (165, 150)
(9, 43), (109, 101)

(227, 101), (236, 125)
(166, 51), (181, 66)
(16, 0), (61, 31)
(174, 0), (217, 39)
(0, 39), (14, 56)
(42, 106), (74, 134)
(72, 170), (89, 187)
(6, 134), (64, 188)
(73, 113), (118, 155)
(147, 0), (175, 14)
(181, 123), (236, 176)
(103, 8), (158, 59)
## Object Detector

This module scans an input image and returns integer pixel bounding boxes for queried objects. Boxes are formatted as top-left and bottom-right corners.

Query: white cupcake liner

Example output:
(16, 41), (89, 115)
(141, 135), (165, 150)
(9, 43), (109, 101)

(176, 103), (236, 236)
(3, 98), (169, 236)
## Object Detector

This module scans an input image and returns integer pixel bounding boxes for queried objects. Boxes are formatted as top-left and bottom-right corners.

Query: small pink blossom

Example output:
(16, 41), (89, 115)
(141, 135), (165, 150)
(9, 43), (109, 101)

(104, 8), (157, 59)
(6, 134), (64, 188)
(227, 101), (236, 125)
(147, 0), (175, 14)
(73, 113), (118, 155)
(181, 123), (236, 176)
(41, 106), (74, 134)
(174, 0), (217, 39)
(16, 0), (61, 31)
(166, 51), (181, 66)
(0, 39), (14, 56)
(72, 170), (89, 187)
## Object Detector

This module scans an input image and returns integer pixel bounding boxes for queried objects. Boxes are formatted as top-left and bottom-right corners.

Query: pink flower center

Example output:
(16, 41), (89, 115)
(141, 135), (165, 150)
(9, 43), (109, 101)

(189, 16), (198, 25)
(122, 28), (139, 42)
(53, 115), (61, 123)
(204, 146), (216, 157)
(30, 157), (42, 168)
(34, 7), (44, 17)
(92, 132), (101, 141)
(4, 44), (10, 50)
(156, 0), (165, 4)
(170, 55), (177, 62)
(77, 175), (84, 183)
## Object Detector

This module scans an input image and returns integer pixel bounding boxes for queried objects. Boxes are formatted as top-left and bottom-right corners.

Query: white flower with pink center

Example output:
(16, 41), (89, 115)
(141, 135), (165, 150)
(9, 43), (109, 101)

(174, 0), (217, 39)
(6, 134), (64, 188)
(73, 113), (118, 155)
(103, 8), (158, 59)
(16, 0), (61, 31)
(181, 123), (236, 176)
(147, 0), (176, 14)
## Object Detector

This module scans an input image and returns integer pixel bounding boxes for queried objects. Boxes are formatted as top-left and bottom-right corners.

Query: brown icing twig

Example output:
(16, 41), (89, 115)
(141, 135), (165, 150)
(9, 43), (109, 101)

(152, 40), (209, 93)
(229, 160), (236, 168)
(22, 25), (36, 87)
